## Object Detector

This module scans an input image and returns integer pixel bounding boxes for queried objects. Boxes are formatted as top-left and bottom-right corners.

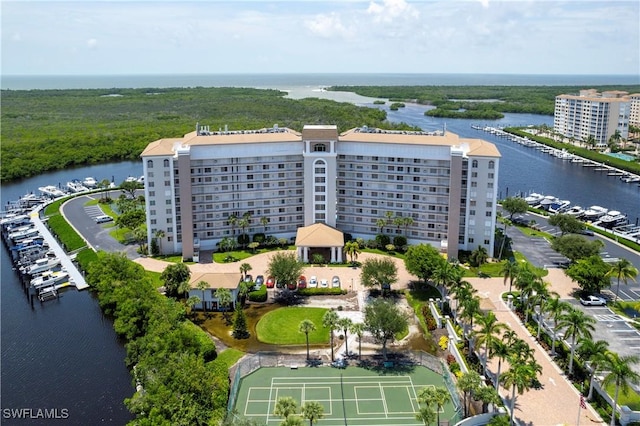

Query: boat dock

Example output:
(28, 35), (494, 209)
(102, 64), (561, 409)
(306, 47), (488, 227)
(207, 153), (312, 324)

(473, 126), (640, 186)
(29, 209), (89, 290)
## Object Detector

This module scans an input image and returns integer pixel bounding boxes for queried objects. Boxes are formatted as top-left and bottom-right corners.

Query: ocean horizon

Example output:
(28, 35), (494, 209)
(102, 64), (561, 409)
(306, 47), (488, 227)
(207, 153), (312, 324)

(2, 73), (639, 90)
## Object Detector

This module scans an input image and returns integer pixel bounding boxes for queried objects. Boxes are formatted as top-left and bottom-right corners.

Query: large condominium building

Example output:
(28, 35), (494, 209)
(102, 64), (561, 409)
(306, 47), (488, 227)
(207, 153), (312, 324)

(141, 124), (501, 262)
(554, 89), (631, 146)
(630, 93), (640, 128)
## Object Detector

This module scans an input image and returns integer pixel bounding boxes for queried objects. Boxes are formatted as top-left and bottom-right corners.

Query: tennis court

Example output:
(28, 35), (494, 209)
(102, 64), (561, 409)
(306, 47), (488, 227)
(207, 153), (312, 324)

(233, 365), (458, 425)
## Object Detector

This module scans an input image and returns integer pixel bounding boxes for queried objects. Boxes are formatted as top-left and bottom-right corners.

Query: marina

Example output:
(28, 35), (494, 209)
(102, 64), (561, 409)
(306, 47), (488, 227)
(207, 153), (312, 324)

(1, 181), (93, 305)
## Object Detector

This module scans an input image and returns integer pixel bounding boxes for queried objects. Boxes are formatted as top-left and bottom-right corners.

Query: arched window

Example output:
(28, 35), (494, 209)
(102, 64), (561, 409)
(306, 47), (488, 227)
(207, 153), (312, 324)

(472, 160), (478, 168)
(164, 159), (170, 167)
(147, 160), (154, 168)
(488, 160), (495, 170)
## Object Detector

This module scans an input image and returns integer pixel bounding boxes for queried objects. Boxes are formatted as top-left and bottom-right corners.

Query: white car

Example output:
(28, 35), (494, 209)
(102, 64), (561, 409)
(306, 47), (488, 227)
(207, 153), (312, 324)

(308, 276), (318, 288)
(580, 295), (606, 306)
(320, 279), (329, 288)
(332, 276), (340, 288)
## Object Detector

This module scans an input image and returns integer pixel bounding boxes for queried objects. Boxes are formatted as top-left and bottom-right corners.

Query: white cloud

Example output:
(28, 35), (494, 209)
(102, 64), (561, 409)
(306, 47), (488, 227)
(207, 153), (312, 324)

(86, 38), (97, 49)
(367, 0), (419, 24)
(305, 12), (352, 39)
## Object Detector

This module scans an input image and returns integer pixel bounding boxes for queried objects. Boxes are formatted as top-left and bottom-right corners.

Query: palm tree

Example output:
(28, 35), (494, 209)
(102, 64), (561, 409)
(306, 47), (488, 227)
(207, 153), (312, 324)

(274, 396), (299, 420)
(384, 211), (394, 226)
(402, 216), (414, 237)
(196, 280), (209, 314)
(606, 258), (638, 303)
(490, 338), (511, 391)
(577, 338), (610, 400)
(475, 385), (501, 413)
(240, 262), (252, 279)
(260, 216), (269, 234)
(415, 405), (437, 425)
(557, 306), (596, 375)
(349, 322), (364, 359)
(301, 401), (324, 426)
(419, 386), (451, 425)
(500, 260), (519, 294)
(344, 241), (361, 264)
(545, 298), (572, 355)
(322, 310), (339, 362)
(376, 218), (386, 235)
(228, 213), (238, 236)
(602, 352), (640, 426)
(215, 288), (233, 321)
(433, 260), (458, 300)
(186, 295), (200, 318)
(393, 216), (404, 233)
(154, 229), (165, 255)
(501, 360), (539, 426)
(337, 317), (353, 357)
(298, 320), (317, 360)
(238, 280), (253, 306)
(470, 245), (489, 267)
(458, 371), (481, 418)
(473, 311), (507, 373)
(458, 296), (480, 338)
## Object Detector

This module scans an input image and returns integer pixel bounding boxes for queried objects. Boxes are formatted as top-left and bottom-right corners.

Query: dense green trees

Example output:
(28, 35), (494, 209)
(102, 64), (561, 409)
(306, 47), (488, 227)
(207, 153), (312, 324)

(267, 252), (304, 289)
(86, 252), (225, 425)
(548, 214), (586, 236)
(565, 255), (612, 294)
(403, 244), (443, 284)
(363, 299), (408, 360)
(552, 235), (604, 262)
(501, 197), (529, 219)
(1, 87), (412, 181)
(360, 257), (398, 293)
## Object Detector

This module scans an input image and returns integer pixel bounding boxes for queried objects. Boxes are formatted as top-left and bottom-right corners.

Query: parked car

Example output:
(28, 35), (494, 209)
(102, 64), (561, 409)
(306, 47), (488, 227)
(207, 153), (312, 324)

(94, 215), (113, 224)
(332, 276), (340, 288)
(266, 276), (276, 288)
(309, 276), (318, 288)
(320, 279), (329, 288)
(298, 275), (307, 289)
(512, 216), (529, 226)
(287, 281), (297, 290)
(580, 228), (594, 236)
(243, 274), (253, 283)
(254, 275), (264, 290)
(580, 295), (606, 306)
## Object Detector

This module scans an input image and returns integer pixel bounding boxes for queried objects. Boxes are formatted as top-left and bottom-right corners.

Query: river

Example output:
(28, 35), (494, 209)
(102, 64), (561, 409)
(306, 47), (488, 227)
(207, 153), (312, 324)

(1, 92), (639, 426)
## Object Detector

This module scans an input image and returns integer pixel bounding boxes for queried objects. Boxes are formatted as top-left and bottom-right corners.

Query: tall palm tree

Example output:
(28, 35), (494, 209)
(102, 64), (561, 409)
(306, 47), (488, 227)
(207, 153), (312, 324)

(215, 288), (233, 321)
(602, 352), (640, 426)
(577, 338), (610, 400)
(384, 211), (394, 226)
(274, 396), (299, 420)
(500, 260), (519, 294)
(301, 401), (324, 426)
(228, 213), (238, 236)
(415, 406), (437, 426)
(393, 216), (404, 233)
(298, 320), (317, 360)
(458, 371), (481, 418)
(557, 306), (596, 375)
(545, 298), (572, 355)
(490, 338), (511, 391)
(470, 245), (489, 267)
(337, 317), (353, 357)
(606, 258), (638, 303)
(349, 322), (364, 360)
(260, 216), (269, 234)
(458, 296), (480, 338)
(196, 280), (209, 314)
(344, 241), (361, 264)
(154, 229), (165, 255)
(376, 218), (386, 235)
(402, 216), (414, 237)
(501, 360), (539, 426)
(322, 310), (339, 362)
(473, 311), (507, 373)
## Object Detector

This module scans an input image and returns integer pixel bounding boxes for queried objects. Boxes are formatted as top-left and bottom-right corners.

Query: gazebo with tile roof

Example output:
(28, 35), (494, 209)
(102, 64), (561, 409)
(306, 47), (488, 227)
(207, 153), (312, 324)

(294, 223), (344, 264)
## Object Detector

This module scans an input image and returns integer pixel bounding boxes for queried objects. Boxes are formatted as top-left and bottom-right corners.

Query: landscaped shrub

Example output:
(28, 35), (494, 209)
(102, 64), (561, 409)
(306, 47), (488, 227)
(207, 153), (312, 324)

(75, 248), (99, 272)
(375, 234), (390, 247)
(393, 235), (407, 248)
(297, 287), (347, 296)
(252, 233), (265, 243)
(439, 336), (449, 351)
(237, 233), (249, 246)
(247, 285), (267, 302)
(420, 305), (438, 330)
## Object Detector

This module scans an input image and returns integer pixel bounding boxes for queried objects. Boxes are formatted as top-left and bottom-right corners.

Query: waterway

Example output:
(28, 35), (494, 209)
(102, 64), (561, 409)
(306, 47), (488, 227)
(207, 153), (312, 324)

(1, 91), (639, 425)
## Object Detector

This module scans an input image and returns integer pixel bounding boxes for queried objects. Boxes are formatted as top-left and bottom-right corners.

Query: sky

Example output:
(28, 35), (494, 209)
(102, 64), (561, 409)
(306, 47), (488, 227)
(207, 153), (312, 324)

(2, 0), (639, 76)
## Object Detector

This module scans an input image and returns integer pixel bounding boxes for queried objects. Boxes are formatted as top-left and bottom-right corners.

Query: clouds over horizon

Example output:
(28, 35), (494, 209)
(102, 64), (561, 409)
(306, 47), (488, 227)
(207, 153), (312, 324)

(2, 1), (638, 75)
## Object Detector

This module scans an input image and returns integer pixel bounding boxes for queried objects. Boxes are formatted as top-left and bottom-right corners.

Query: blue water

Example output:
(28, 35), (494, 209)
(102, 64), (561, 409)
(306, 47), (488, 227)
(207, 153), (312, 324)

(2, 73), (639, 90)
(607, 152), (637, 162)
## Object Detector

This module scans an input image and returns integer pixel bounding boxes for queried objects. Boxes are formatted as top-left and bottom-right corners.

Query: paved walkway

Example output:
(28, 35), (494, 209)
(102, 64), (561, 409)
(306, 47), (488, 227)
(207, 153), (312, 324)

(467, 269), (605, 426)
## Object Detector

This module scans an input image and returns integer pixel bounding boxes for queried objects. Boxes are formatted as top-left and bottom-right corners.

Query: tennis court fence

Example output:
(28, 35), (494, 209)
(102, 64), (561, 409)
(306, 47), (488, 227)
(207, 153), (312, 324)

(227, 350), (462, 421)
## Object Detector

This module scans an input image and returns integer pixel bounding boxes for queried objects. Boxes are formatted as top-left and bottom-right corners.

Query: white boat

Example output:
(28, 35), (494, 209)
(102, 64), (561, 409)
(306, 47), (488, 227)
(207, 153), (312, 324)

(83, 177), (97, 188)
(30, 270), (68, 289)
(22, 257), (61, 275)
(8, 226), (39, 242)
(66, 179), (89, 193)
(621, 175), (640, 183)
(598, 211), (627, 229)
(539, 195), (558, 210)
(0, 214), (30, 228)
(18, 193), (47, 208)
(137, 175), (145, 184)
(125, 176), (138, 183)
(38, 185), (66, 198)
(565, 205), (585, 218)
(583, 206), (608, 221)
(549, 200), (571, 214)
(524, 193), (545, 206)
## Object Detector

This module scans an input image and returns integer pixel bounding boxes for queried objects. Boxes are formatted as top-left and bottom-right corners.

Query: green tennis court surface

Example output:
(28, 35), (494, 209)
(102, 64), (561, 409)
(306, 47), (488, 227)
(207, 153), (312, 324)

(233, 365), (456, 425)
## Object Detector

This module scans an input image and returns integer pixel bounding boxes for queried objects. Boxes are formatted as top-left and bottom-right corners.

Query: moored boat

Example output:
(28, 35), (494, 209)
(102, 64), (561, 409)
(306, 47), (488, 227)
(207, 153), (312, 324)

(524, 193), (545, 206)
(549, 199), (571, 214)
(38, 185), (66, 198)
(598, 211), (627, 229)
(66, 179), (89, 193)
(583, 205), (609, 221)
(82, 176), (98, 188)
(565, 205), (585, 218)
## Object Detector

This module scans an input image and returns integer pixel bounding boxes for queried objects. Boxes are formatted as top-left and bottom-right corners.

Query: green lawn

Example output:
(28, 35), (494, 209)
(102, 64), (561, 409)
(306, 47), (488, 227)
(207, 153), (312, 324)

(605, 383), (640, 411)
(256, 307), (329, 345)
(211, 348), (245, 369)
